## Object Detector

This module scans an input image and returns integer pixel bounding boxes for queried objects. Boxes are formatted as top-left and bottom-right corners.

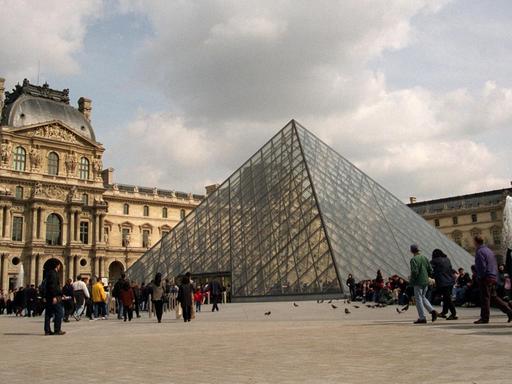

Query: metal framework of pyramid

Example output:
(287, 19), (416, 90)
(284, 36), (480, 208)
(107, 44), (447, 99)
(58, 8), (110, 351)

(126, 120), (472, 298)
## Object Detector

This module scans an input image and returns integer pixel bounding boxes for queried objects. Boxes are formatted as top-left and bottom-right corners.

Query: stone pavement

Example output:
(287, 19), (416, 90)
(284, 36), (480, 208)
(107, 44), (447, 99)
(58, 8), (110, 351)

(0, 301), (511, 384)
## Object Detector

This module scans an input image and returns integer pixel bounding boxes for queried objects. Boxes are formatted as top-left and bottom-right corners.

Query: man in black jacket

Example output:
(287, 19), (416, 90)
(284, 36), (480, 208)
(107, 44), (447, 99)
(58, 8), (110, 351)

(43, 260), (65, 336)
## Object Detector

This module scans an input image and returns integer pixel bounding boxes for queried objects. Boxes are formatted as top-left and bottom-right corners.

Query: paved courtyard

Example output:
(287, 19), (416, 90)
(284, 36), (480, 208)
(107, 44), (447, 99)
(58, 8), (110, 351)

(0, 301), (511, 384)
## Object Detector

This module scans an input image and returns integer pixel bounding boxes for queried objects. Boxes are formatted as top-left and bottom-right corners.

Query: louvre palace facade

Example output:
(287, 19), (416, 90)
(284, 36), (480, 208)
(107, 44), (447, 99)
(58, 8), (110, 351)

(0, 78), (203, 291)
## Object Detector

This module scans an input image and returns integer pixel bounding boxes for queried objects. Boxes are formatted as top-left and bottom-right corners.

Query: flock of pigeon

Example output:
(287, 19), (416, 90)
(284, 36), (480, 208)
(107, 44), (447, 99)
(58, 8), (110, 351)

(263, 299), (410, 317)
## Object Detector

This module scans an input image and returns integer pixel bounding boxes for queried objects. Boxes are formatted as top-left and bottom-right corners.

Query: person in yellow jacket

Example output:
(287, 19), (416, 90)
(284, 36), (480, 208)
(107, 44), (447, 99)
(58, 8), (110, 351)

(91, 278), (107, 320)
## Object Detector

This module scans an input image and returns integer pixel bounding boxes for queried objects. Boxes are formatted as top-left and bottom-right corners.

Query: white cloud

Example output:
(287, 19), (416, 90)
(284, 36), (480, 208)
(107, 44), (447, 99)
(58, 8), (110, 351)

(0, 0), (103, 86)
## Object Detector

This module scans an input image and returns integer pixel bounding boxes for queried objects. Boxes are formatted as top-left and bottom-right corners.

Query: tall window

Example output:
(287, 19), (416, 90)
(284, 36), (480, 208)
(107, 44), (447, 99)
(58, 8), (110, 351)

(12, 216), (23, 241)
(48, 152), (59, 175)
(142, 229), (150, 248)
(79, 157), (89, 180)
(122, 228), (130, 247)
(180, 209), (186, 220)
(15, 186), (23, 199)
(79, 221), (89, 244)
(82, 193), (88, 206)
(161, 230), (169, 238)
(492, 228), (501, 246)
(13, 146), (26, 171)
(452, 216), (458, 225)
(434, 219), (440, 227)
(123, 203), (129, 215)
(490, 211), (498, 221)
(471, 213), (478, 223)
(46, 214), (62, 246)
(162, 207), (168, 218)
(143, 205), (149, 217)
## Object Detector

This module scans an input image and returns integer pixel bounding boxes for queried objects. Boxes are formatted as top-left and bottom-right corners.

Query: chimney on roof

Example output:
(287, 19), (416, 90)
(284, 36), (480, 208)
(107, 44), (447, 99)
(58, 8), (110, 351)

(0, 77), (5, 120)
(409, 196), (417, 204)
(78, 97), (92, 121)
(101, 167), (114, 186)
(205, 184), (220, 195)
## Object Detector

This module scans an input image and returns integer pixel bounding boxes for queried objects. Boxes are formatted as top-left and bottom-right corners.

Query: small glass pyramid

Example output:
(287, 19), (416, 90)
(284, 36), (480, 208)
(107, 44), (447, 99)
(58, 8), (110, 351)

(126, 120), (473, 297)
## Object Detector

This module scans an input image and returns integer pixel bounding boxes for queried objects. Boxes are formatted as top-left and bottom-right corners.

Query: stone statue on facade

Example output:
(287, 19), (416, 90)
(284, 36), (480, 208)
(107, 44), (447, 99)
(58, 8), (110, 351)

(1, 141), (12, 166)
(29, 146), (42, 171)
(92, 157), (102, 179)
(32, 182), (43, 197)
(65, 151), (78, 175)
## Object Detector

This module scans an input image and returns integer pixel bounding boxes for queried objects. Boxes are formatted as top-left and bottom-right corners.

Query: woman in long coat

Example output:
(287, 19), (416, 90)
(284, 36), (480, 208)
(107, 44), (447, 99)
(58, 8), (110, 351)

(177, 276), (194, 322)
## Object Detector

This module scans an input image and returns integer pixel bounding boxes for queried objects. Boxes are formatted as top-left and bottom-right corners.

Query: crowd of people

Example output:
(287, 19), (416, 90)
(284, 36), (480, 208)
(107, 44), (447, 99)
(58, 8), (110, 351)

(2, 235), (511, 333)
(346, 236), (512, 324)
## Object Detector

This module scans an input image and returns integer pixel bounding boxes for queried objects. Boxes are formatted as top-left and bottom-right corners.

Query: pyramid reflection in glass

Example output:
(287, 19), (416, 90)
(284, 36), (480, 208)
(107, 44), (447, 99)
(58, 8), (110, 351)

(126, 120), (472, 297)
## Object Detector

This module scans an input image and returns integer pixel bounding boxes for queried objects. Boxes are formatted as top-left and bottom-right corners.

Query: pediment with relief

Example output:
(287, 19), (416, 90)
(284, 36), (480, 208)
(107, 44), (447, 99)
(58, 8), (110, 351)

(10, 121), (102, 148)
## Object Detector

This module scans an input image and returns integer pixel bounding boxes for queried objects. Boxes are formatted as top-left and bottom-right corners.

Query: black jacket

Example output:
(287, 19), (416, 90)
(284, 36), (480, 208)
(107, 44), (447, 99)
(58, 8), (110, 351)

(177, 283), (194, 307)
(431, 256), (455, 288)
(45, 269), (62, 300)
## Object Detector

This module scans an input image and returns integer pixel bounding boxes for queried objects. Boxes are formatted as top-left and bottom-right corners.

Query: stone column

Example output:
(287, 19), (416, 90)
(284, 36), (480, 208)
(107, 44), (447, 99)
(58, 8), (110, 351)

(69, 209), (75, 244)
(74, 211), (79, 242)
(30, 254), (36, 284)
(3, 207), (11, 240)
(94, 257), (99, 278)
(35, 254), (40, 285)
(68, 255), (75, 280)
(0, 206), (4, 239)
(62, 216), (68, 246)
(31, 208), (38, 241)
(39, 208), (46, 241)
(1, 254), (8, 291)
(98, 215), (104, 243)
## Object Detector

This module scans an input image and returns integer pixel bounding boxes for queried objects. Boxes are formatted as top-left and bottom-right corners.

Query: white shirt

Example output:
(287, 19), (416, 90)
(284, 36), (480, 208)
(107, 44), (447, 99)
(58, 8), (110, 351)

(72, 280), (90, 298)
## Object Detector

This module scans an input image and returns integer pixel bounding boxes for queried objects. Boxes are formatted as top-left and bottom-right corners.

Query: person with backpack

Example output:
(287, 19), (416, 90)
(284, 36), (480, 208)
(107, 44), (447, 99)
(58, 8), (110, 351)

(42, 259), (65, 335)
(409, 244), (438, 324)
(431, 249), (457, 320)
(150, 273), (166, 323)
(120, 281), (135, 322)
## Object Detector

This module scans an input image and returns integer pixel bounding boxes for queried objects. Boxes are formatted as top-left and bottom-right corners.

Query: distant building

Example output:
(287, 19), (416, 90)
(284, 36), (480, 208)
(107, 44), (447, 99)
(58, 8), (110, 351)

(408, 188), (511, 263)
(0, 77), (204, 290)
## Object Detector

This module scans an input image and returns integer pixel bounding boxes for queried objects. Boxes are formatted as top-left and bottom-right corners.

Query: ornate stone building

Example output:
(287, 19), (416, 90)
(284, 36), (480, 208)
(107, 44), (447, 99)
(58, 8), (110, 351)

(408, 188), (512, 263)
(0, 78), (203, 290)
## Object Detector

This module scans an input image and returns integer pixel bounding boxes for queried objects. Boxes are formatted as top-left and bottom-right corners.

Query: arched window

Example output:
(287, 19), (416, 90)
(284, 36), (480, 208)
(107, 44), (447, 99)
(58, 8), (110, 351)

(48, 152), (59, 175)
(79, 157), (89, 180)
(123, 203), (129, 215)
(13, 146), (26, 171)
(162, 207), (168, 218)
(143, 205), (149, 217)
(46, 213), (62, 246)
(180, 209), (186, 220)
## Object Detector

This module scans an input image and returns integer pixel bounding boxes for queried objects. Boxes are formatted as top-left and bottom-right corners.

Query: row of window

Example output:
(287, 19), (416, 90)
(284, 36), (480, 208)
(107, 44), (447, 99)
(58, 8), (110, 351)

(452, 228), (502, 247)
(13, 147), (91, 180)
(12, 214), (166, 248)
(434, 211), (498, 228)
(123, 204), (186, 219)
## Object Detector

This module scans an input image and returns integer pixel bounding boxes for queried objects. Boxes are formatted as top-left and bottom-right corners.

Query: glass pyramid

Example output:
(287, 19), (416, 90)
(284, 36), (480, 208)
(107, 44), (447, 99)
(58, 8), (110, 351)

(126, 120), (473, 298)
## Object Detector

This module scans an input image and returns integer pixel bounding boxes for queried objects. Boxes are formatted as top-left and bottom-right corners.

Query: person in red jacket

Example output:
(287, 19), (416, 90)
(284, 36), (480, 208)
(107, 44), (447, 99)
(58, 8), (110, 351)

(119, 281), (135, 322)
(194, 289), (203, 313)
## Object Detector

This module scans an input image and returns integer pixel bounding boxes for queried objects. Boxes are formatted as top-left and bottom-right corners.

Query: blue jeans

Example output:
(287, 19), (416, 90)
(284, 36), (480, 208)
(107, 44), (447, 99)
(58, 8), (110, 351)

(117, 299), (124, 319)
(93, 302), (107, 318)
(44, 301), (63, 334)
(414, 285), (434, 320)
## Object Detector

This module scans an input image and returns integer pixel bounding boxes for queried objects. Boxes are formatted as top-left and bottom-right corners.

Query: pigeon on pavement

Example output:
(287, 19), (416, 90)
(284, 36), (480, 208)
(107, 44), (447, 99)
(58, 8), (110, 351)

(344, 308), (351, 314)
(331, 304), (338, 309)
(264, 311), (271, 316)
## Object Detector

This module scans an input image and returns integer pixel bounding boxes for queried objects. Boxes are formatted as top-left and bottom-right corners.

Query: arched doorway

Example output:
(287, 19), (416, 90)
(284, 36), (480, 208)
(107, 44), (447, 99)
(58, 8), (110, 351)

(43, 258), (64, 284)
(109, 261), (124, 283)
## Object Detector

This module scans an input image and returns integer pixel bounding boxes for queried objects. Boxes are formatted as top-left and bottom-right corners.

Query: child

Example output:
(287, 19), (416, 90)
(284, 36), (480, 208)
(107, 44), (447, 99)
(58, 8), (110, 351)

(194, 289), (203, 313)
(119, 280), (134, 322)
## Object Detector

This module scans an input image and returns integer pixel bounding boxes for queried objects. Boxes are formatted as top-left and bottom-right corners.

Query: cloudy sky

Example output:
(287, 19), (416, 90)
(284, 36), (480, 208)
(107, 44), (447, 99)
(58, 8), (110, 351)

(1, 0), (511, 201)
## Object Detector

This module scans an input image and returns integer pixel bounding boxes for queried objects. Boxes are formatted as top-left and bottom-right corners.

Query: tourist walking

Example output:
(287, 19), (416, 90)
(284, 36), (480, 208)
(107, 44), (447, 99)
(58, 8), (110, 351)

(346, 274), (356, 301)
(473, 235), (512, 324)
(151, 273), (166, 323)
(62, 279), (74, 322)
(43, 260), (65, 335)
(112, 273), (126, 320)
(210, 279), (222, 312)
(120, 281), (135, 322)
(72, 275), (90, 320)
(431, 249), (457, 320)
(409, 244), (438, 324)
(178, 276), (194, 322)
(92, 277), (107, 319)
